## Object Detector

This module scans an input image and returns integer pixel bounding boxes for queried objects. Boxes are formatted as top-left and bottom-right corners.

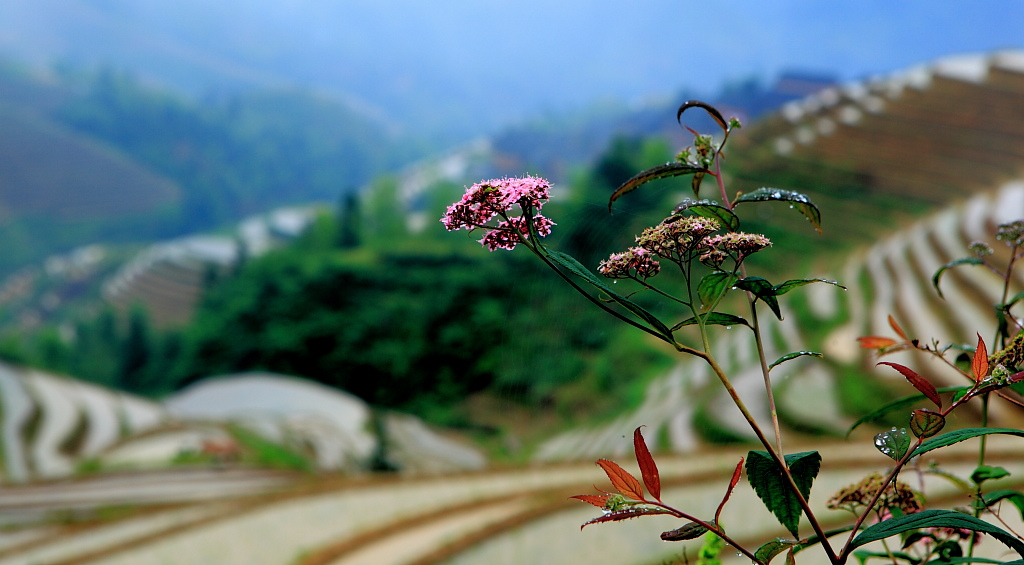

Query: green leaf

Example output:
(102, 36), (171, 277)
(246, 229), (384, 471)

(874, 427), (911, 460)
(772, 278), (847, 296)
(732, 188), (822, 233)
(697, 271), (737, 312)
(546, 250), (673, 338)
(846, 386), (969, 436)
(971, 465), (1010, 485)
(734, 276), (783, 319)
(909, 409), (945, 439)
(745, 450), (821, 537)
(913, 428), (1024, 458)
(932, 257), (984, 299)
(978, 489), (1024, 520)
(670, 312), (750, 331)
(1004, 290), (1024, 310)
(755, 539), (798, 564)
(672, 199), (740, 231)
(769, 351), (824, 370)
(609, 162), (707, 212)
(849, 509), (1024, 558)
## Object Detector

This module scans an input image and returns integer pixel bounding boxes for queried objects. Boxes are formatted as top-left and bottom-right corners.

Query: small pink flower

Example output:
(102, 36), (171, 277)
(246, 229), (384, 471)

(441, 176), (554, 251)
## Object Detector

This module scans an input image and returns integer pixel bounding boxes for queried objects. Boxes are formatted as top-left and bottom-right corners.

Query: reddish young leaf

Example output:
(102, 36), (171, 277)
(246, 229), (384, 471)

(858, 336), (898, 349)
(889, 315), (909, 341)
(596, 459), (645, 501)
(715, 457), (745, 523)
(973, 333), (989, 382)
(570, 493), (612, 508)
(633, 426), (661, 501)
(879, 362), (942, 409)
(580, 506), (672, 529)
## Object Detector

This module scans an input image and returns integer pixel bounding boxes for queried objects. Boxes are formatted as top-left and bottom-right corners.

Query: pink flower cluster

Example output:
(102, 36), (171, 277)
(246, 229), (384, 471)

(597, 247), (661, 279)
(441, 176), (554, 251)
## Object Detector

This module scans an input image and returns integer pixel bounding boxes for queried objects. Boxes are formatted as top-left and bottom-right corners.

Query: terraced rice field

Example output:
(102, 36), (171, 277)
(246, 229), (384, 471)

(3, 438), (1023, 565)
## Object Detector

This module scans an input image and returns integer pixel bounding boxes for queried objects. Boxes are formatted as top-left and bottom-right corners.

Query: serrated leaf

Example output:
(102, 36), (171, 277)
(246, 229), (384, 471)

(546, 250), (673, 338)
(596, 459), (645, 501)
(974, 333), (989, 382)
(979, 489), (1024, 519)
(716, 458), (744, 522)
(570, 493), (611, 508)
(677, 100), (729, 131)
(846, 386), (967, 436)
(609, 162), (707, 212)
(661, 521), (710, 541)
(672, 199), (739, 231)
(909, 409), (945, 438)
(971, 465), (1010, 485)
(580, 506), (672, 529)
(671, 312), (750, 331)
(697, 271), (737, 312)
(932, 257), (984, 299)
(849, 509), (1024, 558)
(913, 428), (1024, 457)
(633, 427), (660, 501)
(732, 188), (822, 233)
(878, 362), (942, 409)
(755, 539), (799, 563)
(745, 450), (821, 537)
(769, 351), (824, 370)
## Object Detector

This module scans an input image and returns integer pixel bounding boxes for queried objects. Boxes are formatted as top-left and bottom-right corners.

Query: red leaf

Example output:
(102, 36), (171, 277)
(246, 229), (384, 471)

(596, 459), (645, 501)
(633, 427), (661, 501)
(973, 333), (989, 382)
(878, 362), (942, 409)
(888, 315), (909, 341)
(570, 494), (611, 508)
(715, 457), (744, 522)
(858, 336), (898, 349)
(580, 506), (671, 530)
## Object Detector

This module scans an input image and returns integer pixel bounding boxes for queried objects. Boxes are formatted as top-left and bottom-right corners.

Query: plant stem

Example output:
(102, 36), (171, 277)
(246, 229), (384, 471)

(748, 293), (784, 456)
(702, 353), (839, 564)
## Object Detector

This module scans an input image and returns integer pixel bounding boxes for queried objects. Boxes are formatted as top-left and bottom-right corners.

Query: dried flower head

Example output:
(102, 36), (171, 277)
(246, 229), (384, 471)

(598, 247), (661, 280)
(827, 473), (922, 515)
(635, 216), (720, 259)
(968, 241), (994, 257)
(441, 176), (554, 250)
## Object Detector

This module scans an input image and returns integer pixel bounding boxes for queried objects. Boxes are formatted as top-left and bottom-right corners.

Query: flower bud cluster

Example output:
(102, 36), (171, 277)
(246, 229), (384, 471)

(597, 247), (661, 279)
(441, 176), (555, 251)
(996, 219), (1024, 247)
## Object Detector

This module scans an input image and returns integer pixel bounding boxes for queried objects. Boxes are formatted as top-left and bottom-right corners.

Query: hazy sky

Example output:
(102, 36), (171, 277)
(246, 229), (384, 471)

(3, 0), (1023, 136)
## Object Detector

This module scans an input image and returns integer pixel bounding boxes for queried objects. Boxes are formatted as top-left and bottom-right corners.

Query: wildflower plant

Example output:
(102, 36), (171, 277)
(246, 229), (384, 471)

(443, 101), (1024, 564)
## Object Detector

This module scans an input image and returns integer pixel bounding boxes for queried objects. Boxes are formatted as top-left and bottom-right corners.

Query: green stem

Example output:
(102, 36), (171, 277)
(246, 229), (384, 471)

(748, 293), (784, 456)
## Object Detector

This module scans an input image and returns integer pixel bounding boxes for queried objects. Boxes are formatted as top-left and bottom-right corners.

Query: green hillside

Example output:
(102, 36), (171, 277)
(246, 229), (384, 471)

(0, 62), (424, 274)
